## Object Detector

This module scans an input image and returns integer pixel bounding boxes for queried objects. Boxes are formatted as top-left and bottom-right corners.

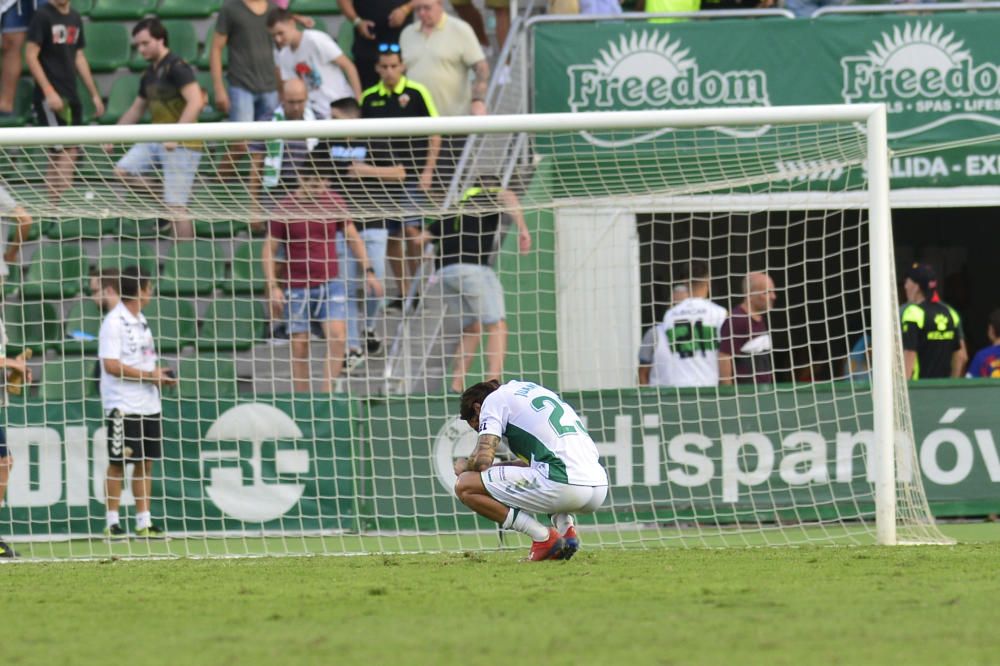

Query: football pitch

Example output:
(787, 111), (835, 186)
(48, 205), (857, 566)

(5, 523), (1000, 666)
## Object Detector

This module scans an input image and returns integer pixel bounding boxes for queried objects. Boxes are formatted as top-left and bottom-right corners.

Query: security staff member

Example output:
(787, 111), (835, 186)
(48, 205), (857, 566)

(900, 263), (967, 379)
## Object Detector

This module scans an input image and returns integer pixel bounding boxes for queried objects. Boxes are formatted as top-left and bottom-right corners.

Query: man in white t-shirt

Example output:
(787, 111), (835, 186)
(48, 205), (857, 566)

(638, 261), (727, 387)
(98, 266), (177, 541)
(454, 380), (609, 561)
(267, 7), (362, 119)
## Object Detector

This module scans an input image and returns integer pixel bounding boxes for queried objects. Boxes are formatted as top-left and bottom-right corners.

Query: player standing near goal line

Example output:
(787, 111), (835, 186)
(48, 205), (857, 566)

(454, 380), (609, 561)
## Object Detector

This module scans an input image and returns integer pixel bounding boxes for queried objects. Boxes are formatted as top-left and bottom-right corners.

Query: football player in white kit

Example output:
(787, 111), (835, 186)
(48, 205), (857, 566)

(454, 379), (609, 561)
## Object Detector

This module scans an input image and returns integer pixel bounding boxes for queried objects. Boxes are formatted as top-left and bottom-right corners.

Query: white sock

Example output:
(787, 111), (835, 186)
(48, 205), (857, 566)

(136, 511), (152, 530)
(502, 508), (550, 541)
(551, 513), (575, 534)
(106, 511), (120, 528)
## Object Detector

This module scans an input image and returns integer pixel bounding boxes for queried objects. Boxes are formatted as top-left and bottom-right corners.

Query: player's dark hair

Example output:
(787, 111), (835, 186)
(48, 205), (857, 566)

(330, 97), (361, 117)
(377, 50), (403, 65)
(119, 265), (150, 301)
(133, 18), (168, 46)
(266, 7), (294, 27)
(459, 380), (501, 421)
(91, 266), (120, 294)
(989, 308), (1000, 341)
(689, 260), (710, 285)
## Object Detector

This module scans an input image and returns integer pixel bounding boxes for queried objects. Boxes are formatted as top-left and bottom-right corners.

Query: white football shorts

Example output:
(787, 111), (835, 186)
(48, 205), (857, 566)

(481, 465), (608, 515)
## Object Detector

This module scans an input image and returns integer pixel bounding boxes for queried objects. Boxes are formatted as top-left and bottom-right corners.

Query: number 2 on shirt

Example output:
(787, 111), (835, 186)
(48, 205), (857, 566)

(530, 395), (586, 437)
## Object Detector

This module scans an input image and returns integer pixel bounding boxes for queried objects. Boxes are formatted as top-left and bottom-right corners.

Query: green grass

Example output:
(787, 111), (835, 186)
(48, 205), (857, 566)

(5, 523), (1000, 665)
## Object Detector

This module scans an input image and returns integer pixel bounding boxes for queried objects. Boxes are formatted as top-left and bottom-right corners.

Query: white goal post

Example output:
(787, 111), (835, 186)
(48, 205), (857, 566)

(0, 103), (950, 558)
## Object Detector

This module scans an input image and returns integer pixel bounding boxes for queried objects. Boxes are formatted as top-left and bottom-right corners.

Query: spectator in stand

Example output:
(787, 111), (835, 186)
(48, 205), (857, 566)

(109, 19), (203, 240)
(263, 149), (383, 392)
(24, 0), (103, 206)
(966, 309), (1000, 379)
(268, 7), (362, 119)
(400, 0), (488, 189)
(248, 78), (316, 212)
(579, 0), (622, 14)
(719, 271), (776, 385)
(900, 263), (966, 380)
(447, 0), (508, 55)
(360, 44), (439, 305)
(0, 0), (46, 119)
(0, 303), (31, 558)
(339, 0), (413, 90)
(782, 0), (839, 18)
(326, 96), (402, 368)
(417, 177), (531, 393)
(638, 261), (727, 387)
(0, 181), (34, 282)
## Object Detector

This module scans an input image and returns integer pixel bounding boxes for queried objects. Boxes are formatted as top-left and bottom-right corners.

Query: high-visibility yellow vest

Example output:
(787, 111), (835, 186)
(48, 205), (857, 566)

(646, 0), (700, 23)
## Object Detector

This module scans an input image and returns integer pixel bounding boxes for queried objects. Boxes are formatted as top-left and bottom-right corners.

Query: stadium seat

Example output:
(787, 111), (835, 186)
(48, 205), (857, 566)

(7, 217), (43, 243)
(5, 301), (61, 355)
(39, 356), (98, 404)
(0, 78), (35, 128)
(194, 218), (251, 238)
(62, 298), (104, 355)
(336, 18), (353, 57)
(177, 355), (238, 398)
(158, 240), (224, 296)
(194, 21), (228, 69)
(82, 22), (131, 72)
(73, 0), (96, 15)
(197, 296), (266, 352)
(155, 0), (220, 18)
(144, 297), (198, 352)
(76, 79), (99, 124)
(76, 145), (122, 180)
(89, 0), (157, 20)
(223, 239), (267, 295)
(111, 217), (162, 239)
(129, 20), (198, 71)
(20, 243), (88, 299)
(99, 239), (159, 276)
(99, 74), (147, 124)
(195, 71), (226, 122)
(46, 215), (116, 240)
(290, 0), (341, 14)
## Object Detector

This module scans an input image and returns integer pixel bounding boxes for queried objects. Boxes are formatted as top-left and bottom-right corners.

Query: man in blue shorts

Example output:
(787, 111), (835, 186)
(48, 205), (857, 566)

(0, 0), (46, 118)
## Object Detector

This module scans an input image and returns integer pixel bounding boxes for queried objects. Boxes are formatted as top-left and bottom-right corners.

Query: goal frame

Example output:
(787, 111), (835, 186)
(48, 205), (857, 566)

(0, 103), (901, 545)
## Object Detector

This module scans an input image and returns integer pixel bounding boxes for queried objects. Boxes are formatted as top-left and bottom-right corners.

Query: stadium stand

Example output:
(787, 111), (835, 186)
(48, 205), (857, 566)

(88, 0), (158, 21)
(20, 243), (88, 300)
(156, 0), (223, 19)
(158, 240), (225, 296)
(82, 22), (131, 73)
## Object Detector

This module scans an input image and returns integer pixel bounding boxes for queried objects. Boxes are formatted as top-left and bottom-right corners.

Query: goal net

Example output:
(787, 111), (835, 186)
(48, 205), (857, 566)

(0, 106), (949, 560)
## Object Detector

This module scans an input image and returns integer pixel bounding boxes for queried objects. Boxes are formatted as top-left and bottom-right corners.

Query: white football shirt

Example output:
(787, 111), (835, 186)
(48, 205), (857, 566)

(639, 297), (727, 387)
(98, 302), (161, 415)
(275, 29), (352, 119)
(477, 380), (609, 486)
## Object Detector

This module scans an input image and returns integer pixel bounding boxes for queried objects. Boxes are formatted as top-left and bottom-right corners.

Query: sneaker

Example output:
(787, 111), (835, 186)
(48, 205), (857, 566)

(103, 524), (128, 542)
(345, 347), (366, 374)
(0, 539), (18, 558)
(527, 527), (566, 562)
(562, 526), (580, 560)
(365, 328), (383, 355)
(134, 524), (168, 540)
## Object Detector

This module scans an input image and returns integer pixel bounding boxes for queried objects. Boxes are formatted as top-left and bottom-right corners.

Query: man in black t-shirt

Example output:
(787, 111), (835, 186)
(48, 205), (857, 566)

(109, 18), (203, 239)
(24, 0), (103, 205)
(900, 263), (967, 380)
(418, 180), (531, 392)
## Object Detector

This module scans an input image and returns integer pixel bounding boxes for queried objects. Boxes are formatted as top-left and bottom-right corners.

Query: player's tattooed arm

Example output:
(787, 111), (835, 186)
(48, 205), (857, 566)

(466, 434), (501, 472)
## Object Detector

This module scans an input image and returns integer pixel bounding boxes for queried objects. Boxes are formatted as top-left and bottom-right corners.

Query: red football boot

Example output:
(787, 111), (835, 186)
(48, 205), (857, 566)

(528, 527), (566, 561)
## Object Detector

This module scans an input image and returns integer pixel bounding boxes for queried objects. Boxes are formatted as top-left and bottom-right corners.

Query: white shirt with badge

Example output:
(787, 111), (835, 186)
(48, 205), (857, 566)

(275, 29), (352, 120)
(644, 297), (728, 388)
(98, 302), (161, 415)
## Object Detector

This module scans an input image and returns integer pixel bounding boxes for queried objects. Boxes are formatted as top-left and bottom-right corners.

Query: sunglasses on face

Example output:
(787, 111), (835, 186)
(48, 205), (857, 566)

(378, 43), (401, 53)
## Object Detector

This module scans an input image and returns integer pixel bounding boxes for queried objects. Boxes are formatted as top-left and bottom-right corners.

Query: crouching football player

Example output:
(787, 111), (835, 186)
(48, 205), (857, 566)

(454, 379), (609, 561)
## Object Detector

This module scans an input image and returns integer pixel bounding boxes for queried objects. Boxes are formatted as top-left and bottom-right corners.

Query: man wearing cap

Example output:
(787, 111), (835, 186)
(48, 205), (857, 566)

(900, 263), (967, 380)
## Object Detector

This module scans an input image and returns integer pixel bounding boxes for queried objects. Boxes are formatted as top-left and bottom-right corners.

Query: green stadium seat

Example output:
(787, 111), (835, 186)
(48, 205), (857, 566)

(20, 243), (89, 299)
(197, 296), (266, 352)
(82, 22), (131, 72)
(194, 219), (251, 238)
(195, 71), (226, 122)
(76, 79), (99, 124)
(158, 240), (224, 296)
(0, 78), (35, 128)
(129, 20), (198, 71)
(73, 0), (96, 15)
(156, 0), (220, 18)
(99, 239), (159, 276)
(76, 145), (122, 180)
(39, 356), (98, 403)
(177, 355), (238, 398)
(7, 217), (43, 243)
(336, 18), (354, 57)
(144, 297), (197, 353)
(5, 301), (61, 356)
(46, 216), (116, 240)
(89, 0), (157, 20)
(99, 74), (145, 124)
(224, 239), (267, 295)
(62, 298), (104, 355)
(194, 21), (228, 69)
(111, 217), (162, 239)
(290, 0), (341, 14)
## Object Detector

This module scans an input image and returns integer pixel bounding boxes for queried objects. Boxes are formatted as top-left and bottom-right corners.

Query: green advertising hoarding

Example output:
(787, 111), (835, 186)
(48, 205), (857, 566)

(531, 15), (1000, 191)
(2, 383), (998, 538)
